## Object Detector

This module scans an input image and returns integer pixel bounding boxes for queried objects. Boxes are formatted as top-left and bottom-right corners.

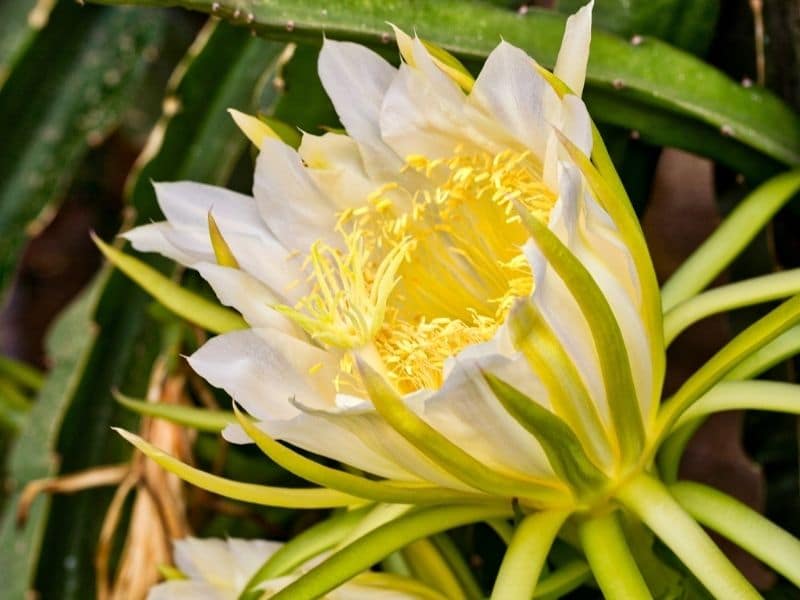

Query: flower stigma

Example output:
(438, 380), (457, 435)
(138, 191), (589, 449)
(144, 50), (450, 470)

(278, 147), (558, 395)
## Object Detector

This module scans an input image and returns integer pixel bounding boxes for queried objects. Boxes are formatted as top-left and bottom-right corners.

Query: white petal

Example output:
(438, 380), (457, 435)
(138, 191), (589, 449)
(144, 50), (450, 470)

(560, 94), (593, 157)
(239, 409), (423, 481)
(298, 132), (380, 209)
(318, 39), (405, 180)
(188, 329), (338, 423)
(174, 538), (237, 590)
(253, 137), (339, 252)
(194, 263), (297, 333)
(554, 0), (593, 96)
(380, 38), (497, 160)
(467, 41), (555, 162)
(285, 398), (472, 488)
(225, 538), (282, 590)
(123, 182), (306, 303)
(551, 164), (651, 414)
(123, 222), (200, 266)
(426, 350), (555, 478)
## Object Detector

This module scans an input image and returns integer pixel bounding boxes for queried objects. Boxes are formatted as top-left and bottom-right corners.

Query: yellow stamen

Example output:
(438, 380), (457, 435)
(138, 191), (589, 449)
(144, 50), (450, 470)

(281, 148), (558, 394)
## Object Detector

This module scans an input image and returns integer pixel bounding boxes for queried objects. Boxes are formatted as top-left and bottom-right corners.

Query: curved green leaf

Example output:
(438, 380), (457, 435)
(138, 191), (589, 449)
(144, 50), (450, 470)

(0, 2), (165, 300)
(87, 0), (800, 172)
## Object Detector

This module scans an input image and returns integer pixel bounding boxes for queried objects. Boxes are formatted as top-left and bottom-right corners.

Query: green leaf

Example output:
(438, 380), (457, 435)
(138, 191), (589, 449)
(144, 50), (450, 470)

(556, 0), (719, 55)
(87, 0), (800, 172)
(0, 355), (44, 392)
(0, 276), (106, 599)
(0, 0), (56, 89)
(0, 21), (286, 598)
(0, 2), (165, 300)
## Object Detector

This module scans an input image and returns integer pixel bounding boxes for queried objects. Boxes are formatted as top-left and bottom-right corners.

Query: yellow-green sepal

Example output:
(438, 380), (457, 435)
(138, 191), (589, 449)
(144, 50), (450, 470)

(391, 25), (474, 92)
(258, 114), (302, 149)
(207, 211), (239, 268)
(483, 373), (609, 498)
(508, 299), (614, 468)
(552, 130), (665, 416)
(114, 427), (360, 508)
(232, 402), (484, 505)
(356, 357), (570, 507)
(93, 234), (247, 334)
(115, 390), (235, 432)
(517, 206), (645, 466)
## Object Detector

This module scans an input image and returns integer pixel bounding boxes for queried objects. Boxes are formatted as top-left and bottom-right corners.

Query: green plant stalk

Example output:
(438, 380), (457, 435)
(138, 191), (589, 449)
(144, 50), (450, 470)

(578, 510), (651, 599)
(403, 538), (466, 600)
(533, 560), (591, 599)
(664, 268), (800, 344)
(269, 504), (513, 600)
(240, 506), (373, 598)
(490, 510), (570, 600)
(431, 534), (483, 600)
(617, 473), (760, 599)
(670, 481), (800, 587)
(661, 170), (800, 312)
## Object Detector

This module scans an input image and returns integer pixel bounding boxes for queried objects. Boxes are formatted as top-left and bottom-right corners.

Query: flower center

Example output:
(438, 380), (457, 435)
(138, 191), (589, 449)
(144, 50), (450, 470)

(279, 148), (557, 394)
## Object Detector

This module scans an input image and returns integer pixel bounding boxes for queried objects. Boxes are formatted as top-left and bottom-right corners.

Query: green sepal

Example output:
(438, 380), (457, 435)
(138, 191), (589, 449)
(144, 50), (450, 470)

(113, 428), (360, 508)
(483, 373), (608, 497)
(157, 564), (186, 581)
(114, 390), (235, 432)
(661, 169), (800, 312)
(93, 234), (247, 334)
(0, 355), (44, 391)
(655, 293), (800, 444)
(207, 211), (240, 268)
(508, 299), (614, 468)
(257, 113), (302, 148)
(232, 402), (488, 505)
(552, 130), (665, 416)
(419, 39), (474, 92)
(517, 205), (644, 466)
(240, 505), (374, 598)
(356, 357), (570, 507)
(269, 504), (513, 600)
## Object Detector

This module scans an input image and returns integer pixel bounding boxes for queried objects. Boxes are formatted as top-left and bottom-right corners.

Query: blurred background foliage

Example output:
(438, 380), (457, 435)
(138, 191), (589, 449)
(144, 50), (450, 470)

(0, 0), (799, 597)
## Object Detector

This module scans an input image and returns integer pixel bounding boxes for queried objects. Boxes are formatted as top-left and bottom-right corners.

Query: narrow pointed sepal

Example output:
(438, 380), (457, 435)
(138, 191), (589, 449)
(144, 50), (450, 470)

(482, 373), (608, 497)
